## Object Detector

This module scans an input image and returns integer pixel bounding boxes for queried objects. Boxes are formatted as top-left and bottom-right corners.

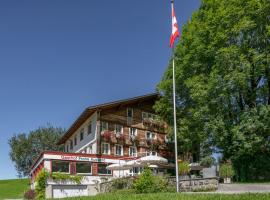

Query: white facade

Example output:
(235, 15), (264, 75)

(65, 112), (98, 154)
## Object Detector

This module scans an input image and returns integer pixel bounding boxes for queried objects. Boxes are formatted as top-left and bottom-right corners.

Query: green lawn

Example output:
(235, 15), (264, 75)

(0, 178), (29, 199)
(63, 193), (270, 200)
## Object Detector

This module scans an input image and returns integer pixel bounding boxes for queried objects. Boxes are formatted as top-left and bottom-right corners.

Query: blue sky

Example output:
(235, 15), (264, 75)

(0, 0), (201, 180)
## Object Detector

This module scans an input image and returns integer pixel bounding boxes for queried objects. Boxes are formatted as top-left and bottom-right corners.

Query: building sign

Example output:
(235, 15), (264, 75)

(60, 155), (105, 162)
(43, 154), (124, 164)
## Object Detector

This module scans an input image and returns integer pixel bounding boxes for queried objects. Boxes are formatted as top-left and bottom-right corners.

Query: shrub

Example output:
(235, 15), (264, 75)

(178, 161), (190, 175)
(219, 163), (235, 178)
(133, 168), (173, 193)
(200, 156), (215, 167)
(51, 172), (82, 184)
(110, 178), (133, 191)
(35, 169), (49, 199)
(24, 189), (36, 199)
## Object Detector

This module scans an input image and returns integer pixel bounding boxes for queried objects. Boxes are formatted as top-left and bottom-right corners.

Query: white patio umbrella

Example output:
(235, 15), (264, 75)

(106, 163), (132, 170)
(138, 155), (168, 165)
(124, 160), (144, 168)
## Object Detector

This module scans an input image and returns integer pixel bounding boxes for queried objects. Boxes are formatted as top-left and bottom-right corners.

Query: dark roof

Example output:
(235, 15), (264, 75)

(57, 93), (159, 144)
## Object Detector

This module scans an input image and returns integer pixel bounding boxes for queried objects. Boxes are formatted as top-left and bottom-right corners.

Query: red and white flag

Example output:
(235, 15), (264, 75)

(170, 3), (180, 48)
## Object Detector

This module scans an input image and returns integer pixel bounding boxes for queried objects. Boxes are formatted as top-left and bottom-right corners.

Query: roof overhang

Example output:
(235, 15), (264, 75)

(57, 93), (159, 145)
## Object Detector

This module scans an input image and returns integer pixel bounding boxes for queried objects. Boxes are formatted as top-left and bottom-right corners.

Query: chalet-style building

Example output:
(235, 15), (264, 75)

(29, 93), (174, 198)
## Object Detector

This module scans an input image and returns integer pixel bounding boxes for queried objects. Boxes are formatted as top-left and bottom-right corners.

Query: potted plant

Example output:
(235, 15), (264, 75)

(219, 162), (235, 183)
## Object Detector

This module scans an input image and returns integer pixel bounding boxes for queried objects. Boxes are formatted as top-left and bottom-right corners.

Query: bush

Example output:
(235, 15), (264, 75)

(178, 161), (190, 175)
(24, 189), (36, 199)
(219, 163), (235, 178)
(35, 169), (49, 199)
(110, 178), (133, 191)
(133, 168), (173, 193)
(200, 156), (215, 167)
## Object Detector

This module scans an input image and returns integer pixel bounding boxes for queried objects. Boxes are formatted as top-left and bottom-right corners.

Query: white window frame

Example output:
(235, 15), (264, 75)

(101, 121), (109, 133)
(76, 162), (92, 175)
(146, 151), (157, 156)
(115, 124), (123, 134)
(101, 143), (110, 155)
(146, 131), (156, 140)
(142, 112), (148, 120)
(142, 111), (157, 120)
(97, 163), (112, 175)
(87, 145), (93, 154)
(129, 146), (137, 157)
(51, 161), (70, 174)
(115, 144), (123, 156)
(129, 167), (143, 176)
(129, 127), (137, 136)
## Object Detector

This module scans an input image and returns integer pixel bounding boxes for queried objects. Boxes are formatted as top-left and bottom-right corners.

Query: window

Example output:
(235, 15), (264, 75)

(146, 131), (156, 140)
(129, 146), (137, 157)
(142, 112), (148, 119)
(101, 121), (108, 132)
(97, 163), (112, 175)
(101, 143), (110, 155)
(66, 145), (69, 152)
(74, 136), (77, 146)
(80, 129), (84, 141)
(70, 140), (73, 150)
(115, 145), (123, 156)
(129, 167), (143, 175)
(88, 122), (92, 135)
(127, 108), (133, 118)
(52, 161), (69, 173)
(129, 127), (137, 136)
(115, 124), (123, 134)
(76, 162), (92, 174)
(142, 112), (157, 120)
(87, 145), (93, 154)
(146, 151), (157, 156)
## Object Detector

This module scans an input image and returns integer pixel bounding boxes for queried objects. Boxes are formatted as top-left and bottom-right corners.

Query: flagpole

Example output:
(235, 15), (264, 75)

(171, 0), (179, 193)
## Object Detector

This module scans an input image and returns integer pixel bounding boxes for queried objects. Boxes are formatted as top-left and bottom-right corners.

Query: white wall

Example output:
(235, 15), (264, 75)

(65, 112), (98, 154)
(44, 160), (51, 171)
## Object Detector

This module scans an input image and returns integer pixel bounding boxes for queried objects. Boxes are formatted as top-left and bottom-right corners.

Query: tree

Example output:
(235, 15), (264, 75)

(155, 0), (270, 181)
(9, 125), (65, 177)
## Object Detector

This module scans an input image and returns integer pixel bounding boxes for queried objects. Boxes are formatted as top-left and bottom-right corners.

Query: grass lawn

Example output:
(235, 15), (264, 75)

(0, 178), (29, 199)
(62, 193), (270, 200)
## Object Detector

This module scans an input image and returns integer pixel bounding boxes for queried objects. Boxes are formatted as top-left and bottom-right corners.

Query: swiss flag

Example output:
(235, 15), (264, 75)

(170, 3), (180, 48)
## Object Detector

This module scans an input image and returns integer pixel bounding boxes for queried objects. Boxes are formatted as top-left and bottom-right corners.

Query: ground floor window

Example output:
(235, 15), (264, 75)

(146, 151), (157, 156)
(98, 163), (112, 175)
(129, 167), (143, 175)
(76, 162), (92, 174)
(52, 161), (70, 173)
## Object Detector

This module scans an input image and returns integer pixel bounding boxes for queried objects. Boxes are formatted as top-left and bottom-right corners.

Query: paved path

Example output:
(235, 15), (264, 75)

(216, 183), (270, 194)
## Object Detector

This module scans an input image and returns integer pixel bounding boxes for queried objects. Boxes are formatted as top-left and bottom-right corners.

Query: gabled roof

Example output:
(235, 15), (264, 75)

(57, 93), (159, 145)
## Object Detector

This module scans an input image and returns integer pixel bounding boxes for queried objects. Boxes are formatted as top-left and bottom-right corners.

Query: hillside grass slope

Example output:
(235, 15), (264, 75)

(0, 178), (29, 199)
